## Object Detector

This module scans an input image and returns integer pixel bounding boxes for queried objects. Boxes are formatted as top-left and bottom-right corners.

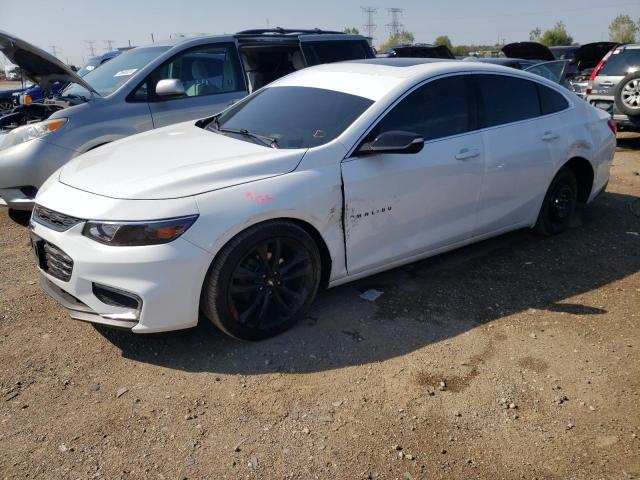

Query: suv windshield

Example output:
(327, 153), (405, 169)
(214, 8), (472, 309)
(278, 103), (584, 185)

(209, 86), (374, 149)
(64, 46), (169, 97)
(77, 57), (101, 77)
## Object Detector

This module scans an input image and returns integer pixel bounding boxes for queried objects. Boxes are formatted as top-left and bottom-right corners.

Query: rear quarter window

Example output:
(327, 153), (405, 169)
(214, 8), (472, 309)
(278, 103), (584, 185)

(537, 84), (569, 115)
(601, 48), (640, 76)
(476, 74), (541, 128)
(303, 41), (373, 65)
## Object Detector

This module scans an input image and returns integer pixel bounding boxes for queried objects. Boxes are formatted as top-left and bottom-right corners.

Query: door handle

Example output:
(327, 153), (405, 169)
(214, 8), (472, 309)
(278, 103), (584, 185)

(600, 81), (614, 87)
(541, 131), (559, 142)
(455, 148), (480, 161)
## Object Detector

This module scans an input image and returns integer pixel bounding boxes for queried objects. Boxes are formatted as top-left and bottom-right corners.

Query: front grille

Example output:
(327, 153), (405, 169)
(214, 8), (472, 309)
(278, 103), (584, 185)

(32, 204), (83, 232)
(32, 236), (74, 282)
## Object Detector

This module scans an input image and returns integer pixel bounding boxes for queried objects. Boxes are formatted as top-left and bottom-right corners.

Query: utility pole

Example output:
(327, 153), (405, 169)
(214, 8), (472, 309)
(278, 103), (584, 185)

(85, 40), (96, 57)
(49, 45), (59, 57)
(361, 6), (377, 44)
(386, 7), (404, 37)
(150, 33), (155, 43)
(104, 40), (115, 51)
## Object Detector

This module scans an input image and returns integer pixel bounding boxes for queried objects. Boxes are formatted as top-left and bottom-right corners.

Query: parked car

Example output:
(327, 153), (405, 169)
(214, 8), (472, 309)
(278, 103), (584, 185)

(503, 42), (618, 98)
(0, 28), (374, 210)
(377, 43), (455, 59)
(0, 83), (29, 112)
(587, 43), (640, 131)
(77, 50), (122, 77)
(29, 58), (615, 339)
(13, 53), (123, 107)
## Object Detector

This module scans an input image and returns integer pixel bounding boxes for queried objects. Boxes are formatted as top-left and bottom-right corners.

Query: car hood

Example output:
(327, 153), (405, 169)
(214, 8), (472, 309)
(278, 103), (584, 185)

(0, 30), (98, 95)
(502, 42), (555, 61)
(573, 42), (618, 71)
(58, 122), (307, 200)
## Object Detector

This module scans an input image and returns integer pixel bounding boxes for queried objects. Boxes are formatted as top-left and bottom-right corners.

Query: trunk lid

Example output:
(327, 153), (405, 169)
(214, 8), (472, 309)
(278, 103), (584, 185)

(0, 30), (98, 95)
(573, 42), (618, 71)
(502, 42), (555, 61)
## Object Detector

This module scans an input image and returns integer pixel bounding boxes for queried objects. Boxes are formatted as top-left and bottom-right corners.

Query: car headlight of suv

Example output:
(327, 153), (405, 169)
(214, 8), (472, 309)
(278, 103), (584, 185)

(0, 118), (67, 151)
(82, 215), (199, 246)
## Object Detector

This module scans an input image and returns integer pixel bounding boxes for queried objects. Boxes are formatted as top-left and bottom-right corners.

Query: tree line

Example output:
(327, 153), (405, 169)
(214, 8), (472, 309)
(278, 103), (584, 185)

(344, 13), (640, 54)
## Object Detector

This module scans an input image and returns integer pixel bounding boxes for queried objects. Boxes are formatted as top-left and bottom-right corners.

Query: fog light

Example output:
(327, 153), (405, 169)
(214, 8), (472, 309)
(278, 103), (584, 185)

(92, 283), (142, 311)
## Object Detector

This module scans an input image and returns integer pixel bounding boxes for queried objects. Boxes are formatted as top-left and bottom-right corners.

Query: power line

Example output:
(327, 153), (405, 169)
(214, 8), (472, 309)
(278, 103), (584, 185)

(104, 40), (115, 51)
(386, 7), (404, 37)
(85, 40), (96, 57)
(361, 6), (377, 42)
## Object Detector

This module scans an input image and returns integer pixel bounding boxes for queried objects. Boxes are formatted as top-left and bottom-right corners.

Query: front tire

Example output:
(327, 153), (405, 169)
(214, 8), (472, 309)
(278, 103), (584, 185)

(201, 221), (321, 340)
(534, 167), (578, 236)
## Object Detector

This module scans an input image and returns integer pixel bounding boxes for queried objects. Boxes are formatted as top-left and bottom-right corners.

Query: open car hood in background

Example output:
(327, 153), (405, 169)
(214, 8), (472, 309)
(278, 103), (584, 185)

(502, 42), (555, 61)
(0, 30), (98, 95)
(573, 42), (618, 71)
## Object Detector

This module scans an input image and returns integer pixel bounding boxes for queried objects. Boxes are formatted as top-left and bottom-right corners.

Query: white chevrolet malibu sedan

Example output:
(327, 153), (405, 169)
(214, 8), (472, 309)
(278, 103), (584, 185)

(29, 58), (616, 340)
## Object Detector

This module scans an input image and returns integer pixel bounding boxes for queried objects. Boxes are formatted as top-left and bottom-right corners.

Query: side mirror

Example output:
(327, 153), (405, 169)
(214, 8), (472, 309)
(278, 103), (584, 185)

(156, 79), (185, 98)
(357, 130), (424, 155)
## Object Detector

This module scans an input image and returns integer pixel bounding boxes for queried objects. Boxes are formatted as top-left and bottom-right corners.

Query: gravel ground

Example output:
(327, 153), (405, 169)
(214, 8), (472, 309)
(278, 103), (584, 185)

(1, 134), (639, 480)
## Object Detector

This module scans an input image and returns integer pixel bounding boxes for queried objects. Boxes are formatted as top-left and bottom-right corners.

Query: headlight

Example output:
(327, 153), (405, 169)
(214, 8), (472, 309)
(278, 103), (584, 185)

(82, 215), (199, 246)
(0, 118), (67, 151)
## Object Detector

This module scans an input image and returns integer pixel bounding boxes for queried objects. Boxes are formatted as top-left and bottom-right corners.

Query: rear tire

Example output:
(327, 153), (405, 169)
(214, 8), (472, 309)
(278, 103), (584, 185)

(614, 71), (640, 118)
(534, 168), (578, 236)
(201, 221), (321, 341)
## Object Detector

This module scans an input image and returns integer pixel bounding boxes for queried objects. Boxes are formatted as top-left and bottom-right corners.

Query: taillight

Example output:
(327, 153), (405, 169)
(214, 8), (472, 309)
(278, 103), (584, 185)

(607, 118), (617, 135)
(589, 49), (615, 81)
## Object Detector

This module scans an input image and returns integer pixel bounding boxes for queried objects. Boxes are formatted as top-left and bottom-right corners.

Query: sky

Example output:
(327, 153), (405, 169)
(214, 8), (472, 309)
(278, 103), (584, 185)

(1, 0), (639, 67)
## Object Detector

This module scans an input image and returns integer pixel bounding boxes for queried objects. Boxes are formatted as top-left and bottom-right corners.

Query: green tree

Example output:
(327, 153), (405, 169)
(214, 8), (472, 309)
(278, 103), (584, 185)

(343, 27), (360, 35)
(378, 31), (415, 52)
(434, 35), (453, 51)
(452, 45), (470, 57)
(539, 21), (573, 46)
(608, 14), (638, 43)
(529, 27), (542, 42)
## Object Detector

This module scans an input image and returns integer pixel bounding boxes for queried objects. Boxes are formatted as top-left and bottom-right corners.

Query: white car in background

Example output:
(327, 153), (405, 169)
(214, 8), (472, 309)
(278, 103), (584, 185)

(30, 58), (616, 340)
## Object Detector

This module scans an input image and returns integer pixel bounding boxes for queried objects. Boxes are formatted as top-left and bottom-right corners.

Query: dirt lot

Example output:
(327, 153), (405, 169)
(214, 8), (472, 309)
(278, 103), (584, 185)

(1, 135), (639, 480)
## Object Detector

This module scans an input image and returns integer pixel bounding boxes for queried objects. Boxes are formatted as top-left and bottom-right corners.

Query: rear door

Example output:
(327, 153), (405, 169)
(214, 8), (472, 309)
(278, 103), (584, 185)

(135, 43), (248, 128)
(299, 35), (374, 66)
(473, 74), (553, 234)
(341, 74), (485, 274)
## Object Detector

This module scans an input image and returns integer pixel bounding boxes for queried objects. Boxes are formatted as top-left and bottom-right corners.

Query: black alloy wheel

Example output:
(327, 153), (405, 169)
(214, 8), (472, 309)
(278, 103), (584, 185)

(535, 167), (578, 236)
(202, 222), (321, 340)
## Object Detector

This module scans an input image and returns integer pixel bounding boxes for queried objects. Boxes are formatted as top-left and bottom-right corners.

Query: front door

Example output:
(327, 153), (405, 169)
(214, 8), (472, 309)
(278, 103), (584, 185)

(341, 74), (485, 274)
(140, 43), (248, 128)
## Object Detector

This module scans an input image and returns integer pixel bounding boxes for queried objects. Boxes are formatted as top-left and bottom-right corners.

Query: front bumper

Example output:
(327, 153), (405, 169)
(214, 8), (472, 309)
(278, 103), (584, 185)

(30, 217), (214, 333)
(0, 138), (76, 210)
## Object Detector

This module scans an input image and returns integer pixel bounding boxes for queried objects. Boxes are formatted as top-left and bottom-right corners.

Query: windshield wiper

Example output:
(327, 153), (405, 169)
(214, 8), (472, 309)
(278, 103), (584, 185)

(206, 115), (278, 148)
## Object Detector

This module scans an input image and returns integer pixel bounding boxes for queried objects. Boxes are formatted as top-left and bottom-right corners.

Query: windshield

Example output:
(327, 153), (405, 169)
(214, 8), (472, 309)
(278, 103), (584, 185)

(526, 60), (568, 84)
(209, 86), (374, 149)
(64, 46), (169, 97)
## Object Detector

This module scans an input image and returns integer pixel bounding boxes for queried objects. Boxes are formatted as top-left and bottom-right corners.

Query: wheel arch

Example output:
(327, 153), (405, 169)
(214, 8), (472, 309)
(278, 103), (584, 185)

(206, 216), (333, 290)
(560, 156), (594, 203)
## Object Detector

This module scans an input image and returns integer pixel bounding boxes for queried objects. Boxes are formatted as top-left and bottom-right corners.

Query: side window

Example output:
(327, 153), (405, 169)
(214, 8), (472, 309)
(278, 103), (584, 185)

(139, 44), (242, 101)
(538, 84), (569, 115)
(476, 74), (541, 128)
(302, 41), (372, 65)
(370, 75), (473, 142)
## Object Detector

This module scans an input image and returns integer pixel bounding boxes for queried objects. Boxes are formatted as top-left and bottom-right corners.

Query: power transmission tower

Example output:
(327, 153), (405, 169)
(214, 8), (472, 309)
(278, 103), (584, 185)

(85, 40), (96, 57)
(104, 40), (115, 51)
(49, 45), (59, 57)
(361, 6), (377, 42)
(386, 7), (404, 37)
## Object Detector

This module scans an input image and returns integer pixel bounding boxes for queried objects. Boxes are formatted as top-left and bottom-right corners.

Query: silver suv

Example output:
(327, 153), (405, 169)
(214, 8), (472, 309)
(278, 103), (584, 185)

(587, 43), (640, 131)
(0, 29), (374, 211)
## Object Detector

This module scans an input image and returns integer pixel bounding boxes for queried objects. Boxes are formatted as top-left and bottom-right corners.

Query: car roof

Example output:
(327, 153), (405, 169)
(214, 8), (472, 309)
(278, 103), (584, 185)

(142, 29), (367, 48)
(269, 58), (548, 101)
